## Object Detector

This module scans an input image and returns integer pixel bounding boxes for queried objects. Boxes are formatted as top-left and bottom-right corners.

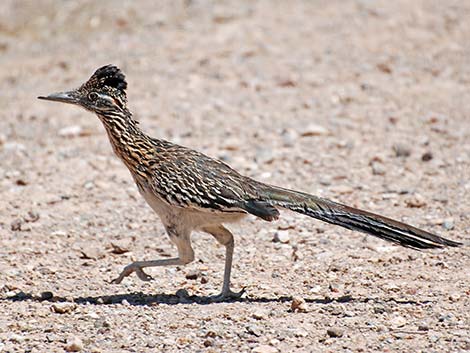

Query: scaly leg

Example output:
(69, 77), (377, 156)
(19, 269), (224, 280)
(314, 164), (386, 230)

(202, 225), (245, 301)
(112, 227), (194, 284)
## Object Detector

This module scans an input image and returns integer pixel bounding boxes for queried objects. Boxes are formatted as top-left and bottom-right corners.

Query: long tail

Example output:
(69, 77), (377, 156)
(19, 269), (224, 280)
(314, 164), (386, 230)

(257, 184), (461, 249)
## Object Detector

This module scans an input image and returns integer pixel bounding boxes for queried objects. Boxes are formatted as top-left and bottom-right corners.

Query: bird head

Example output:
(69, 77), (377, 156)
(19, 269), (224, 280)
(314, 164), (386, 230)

(38, 65), (128, 114)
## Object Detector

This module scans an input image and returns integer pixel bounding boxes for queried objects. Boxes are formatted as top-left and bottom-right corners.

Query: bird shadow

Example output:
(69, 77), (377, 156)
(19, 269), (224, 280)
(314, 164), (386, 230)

(1, 290), (431, 307)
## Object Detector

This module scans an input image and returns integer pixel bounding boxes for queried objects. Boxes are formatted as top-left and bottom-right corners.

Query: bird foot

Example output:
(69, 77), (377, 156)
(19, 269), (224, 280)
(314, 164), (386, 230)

(111, 263), (154, 284)
(209, 287), (246, 302)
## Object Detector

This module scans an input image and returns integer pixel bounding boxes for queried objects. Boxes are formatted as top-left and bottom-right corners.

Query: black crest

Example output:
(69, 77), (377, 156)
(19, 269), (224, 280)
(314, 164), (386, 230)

(82, 65), (127, 93)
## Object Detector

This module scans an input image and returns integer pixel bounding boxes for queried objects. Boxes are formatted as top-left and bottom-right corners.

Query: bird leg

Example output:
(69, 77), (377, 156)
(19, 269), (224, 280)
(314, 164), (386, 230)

(202, 225), (245, 301)
(111, 257), (188, 284)
(111, 231), (194, 284)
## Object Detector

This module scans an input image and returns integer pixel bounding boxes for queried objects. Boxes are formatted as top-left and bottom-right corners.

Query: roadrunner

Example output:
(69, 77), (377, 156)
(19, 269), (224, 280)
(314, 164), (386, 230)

(39, 65), (461, 301)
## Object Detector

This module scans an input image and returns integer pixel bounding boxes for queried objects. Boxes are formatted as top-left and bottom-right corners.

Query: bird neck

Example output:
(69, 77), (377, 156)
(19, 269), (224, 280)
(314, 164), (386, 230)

(97, 110), (151, 172)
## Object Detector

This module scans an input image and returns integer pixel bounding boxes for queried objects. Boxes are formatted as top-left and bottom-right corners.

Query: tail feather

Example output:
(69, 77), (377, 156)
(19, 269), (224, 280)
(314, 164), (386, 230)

(257, 184), (461, 249)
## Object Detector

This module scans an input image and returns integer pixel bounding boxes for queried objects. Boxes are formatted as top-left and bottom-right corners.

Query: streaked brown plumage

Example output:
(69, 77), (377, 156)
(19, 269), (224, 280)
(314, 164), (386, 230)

(39, 65), (461, 301)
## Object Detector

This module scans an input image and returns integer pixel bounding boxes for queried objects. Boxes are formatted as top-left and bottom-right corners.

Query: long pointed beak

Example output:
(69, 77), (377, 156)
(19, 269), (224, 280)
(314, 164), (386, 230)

(38, 91), (77, 104)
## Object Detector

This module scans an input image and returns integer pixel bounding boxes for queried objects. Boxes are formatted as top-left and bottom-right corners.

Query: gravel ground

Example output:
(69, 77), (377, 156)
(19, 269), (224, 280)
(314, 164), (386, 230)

(1, 1), (469, 352)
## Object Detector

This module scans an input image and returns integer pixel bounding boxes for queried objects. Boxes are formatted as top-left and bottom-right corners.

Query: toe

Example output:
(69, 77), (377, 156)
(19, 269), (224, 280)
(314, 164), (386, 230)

(111, 276), (123, 284)
(210, 287), (246, 302)
(232, 287), (246, 298)
(135, 268), (153, 282)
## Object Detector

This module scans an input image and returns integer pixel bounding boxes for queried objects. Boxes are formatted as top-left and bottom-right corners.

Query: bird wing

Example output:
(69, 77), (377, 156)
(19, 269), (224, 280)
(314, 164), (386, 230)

(146, 143), (278, 220)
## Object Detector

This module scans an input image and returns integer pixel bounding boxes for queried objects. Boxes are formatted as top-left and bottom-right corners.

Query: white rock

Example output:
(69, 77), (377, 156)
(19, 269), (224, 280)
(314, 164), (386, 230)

(84, 181), (94, 190)
(301, 124), (330, 137)
(3, 142), (26, 152)
(86, 311), (100, 319)
(405, 194), (427, 208)
(309, 285), (322, 294)
(58, 125), (83, 138)
(51, 302), (77, 314)
(9, 333), (25, 343)
(273, 230), (290, 243)
(442, 218), (454, 230)
(252, 345), (278, 353)
(390, 315), (407, 328)
(65, 336), (83, 352)
(252, 310), (267, 320)
(371, 161), (386, 175)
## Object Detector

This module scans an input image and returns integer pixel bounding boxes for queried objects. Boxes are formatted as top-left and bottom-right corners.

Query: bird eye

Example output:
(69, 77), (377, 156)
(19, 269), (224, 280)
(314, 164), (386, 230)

(88, 92), (99, 101)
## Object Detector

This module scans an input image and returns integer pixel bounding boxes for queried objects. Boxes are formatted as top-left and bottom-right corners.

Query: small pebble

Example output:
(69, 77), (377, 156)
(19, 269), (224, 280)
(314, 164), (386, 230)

(377, 62), (392, 74)
(246, 324), (262, 337)
(376, 325), (387, 332)
(252, 345), (278, 353)
(15, 179), (28, 186)
(80, 247), (105, 260)
(449, 293), (461, 302)
(405, 194), (426, 208)
(40, 291), (54, 301)
(438, 313), (454, 322)
(5, 291), (17, 298)
(203, 339), (213, 347)
(24, 210), (40, 222)
(252, 311), (267, 320)
(3, 142), (26, 152)
(418, 324), (429, 331)
(9, 333), (24, 343)
(175, 289), (189, 299)
(51, 302), (77, 314)
(421, 152), (433, 161)
(269, 339), (280, 346)
(326, 327), (344, 338)
(390, 315), (407, 328)
(442, 218), (454, 230)
(109, 242), (130, 254)
(84, 181), (94, 190)
(256, 149), (275, 165)
(290, 296), (308, 313)
(185, 271), (199, 280)
(94, 319), (111, 329)
(373, 306), (386, 314)
(371, 161), (386, 175)
(86, 311), (100, 319)
(301, 124), (330, 137)
(292, 328), (309, 337)
(65, 336), (83, 352)
(273, 230), (290, 243)
(392, 143), (411, 157)
(11, 218), (23, 231)
(58, 125), (83, 138)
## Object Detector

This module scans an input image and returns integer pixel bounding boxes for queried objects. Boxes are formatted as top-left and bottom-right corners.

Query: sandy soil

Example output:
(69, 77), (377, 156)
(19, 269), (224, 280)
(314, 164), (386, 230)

(1, 1), (469, 352)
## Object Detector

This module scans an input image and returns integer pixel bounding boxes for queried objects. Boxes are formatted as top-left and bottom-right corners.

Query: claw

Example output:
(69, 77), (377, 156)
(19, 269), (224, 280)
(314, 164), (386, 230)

(135, 268), (153, 282)
(111, 276), (122, 284)
(111, 263), (153, 284)
(210, 287), (246, 302)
